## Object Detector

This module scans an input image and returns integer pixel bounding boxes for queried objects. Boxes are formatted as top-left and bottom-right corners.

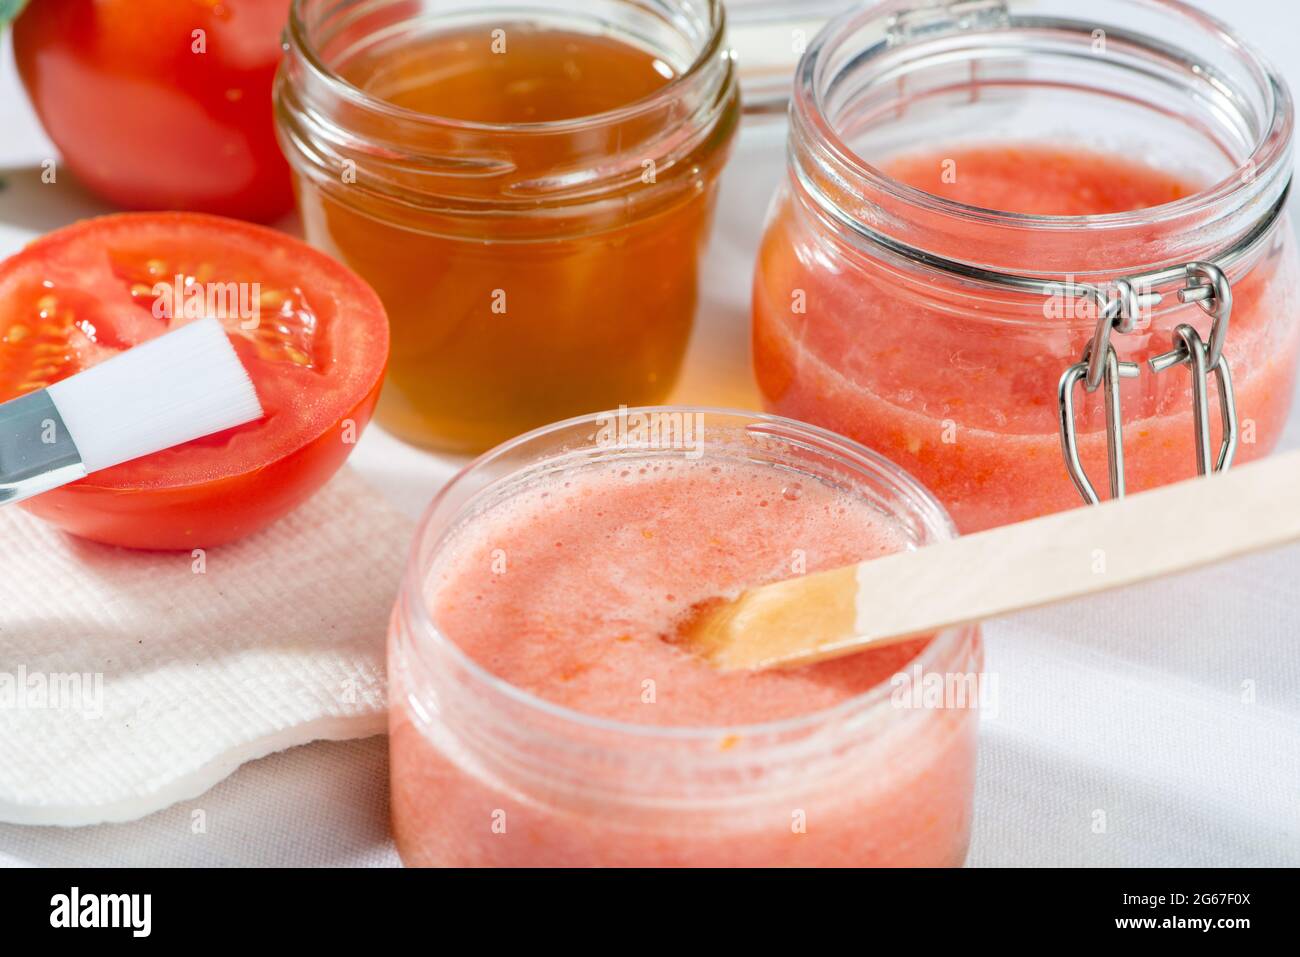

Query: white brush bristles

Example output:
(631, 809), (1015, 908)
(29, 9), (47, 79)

(45, 318), (264, 474)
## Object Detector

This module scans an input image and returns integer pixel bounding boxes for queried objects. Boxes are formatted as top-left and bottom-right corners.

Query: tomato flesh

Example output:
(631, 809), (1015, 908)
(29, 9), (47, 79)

(0, 213), (389, 549)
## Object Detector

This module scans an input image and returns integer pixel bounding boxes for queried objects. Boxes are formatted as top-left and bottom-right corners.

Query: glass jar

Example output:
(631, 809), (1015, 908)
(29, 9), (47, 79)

(275, 0), (740, 453)
(752, 0), (1297, 532)
(388, 408), (982, 867)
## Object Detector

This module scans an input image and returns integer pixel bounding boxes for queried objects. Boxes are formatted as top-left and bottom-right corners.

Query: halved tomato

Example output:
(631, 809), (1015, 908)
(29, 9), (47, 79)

(0, 213), (389, 549)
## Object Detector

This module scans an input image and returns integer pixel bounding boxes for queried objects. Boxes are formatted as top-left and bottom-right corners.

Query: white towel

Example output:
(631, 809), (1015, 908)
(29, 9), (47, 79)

(0, 468), (412, 826)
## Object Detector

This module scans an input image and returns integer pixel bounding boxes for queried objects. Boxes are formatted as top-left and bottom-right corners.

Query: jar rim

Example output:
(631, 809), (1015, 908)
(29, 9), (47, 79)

(794, 0), (1294, 233)
(397, 405), (975, 745)
(285, 0), (731, 135)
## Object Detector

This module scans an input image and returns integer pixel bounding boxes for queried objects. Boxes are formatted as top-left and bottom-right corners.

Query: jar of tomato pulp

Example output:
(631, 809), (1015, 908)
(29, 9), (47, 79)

(276, 0), (739, 452)
(388, 408), (982, 867)
(752, 0), (1297, 531)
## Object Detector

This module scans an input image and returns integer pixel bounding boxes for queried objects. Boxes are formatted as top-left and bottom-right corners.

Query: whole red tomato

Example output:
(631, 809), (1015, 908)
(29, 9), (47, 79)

(13, 0), (294, 222)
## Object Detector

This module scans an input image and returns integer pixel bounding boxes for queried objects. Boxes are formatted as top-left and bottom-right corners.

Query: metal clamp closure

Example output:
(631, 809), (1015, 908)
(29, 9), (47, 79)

(1057, 262), (1239, 503)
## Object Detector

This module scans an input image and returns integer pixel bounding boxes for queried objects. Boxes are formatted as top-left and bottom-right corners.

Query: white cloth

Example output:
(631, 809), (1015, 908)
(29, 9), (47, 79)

(0, 469), (410, 826)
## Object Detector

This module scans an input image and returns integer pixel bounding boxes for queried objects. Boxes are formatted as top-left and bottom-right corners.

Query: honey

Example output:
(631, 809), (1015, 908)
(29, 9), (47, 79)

(354, 27), (676, 124)
(276, 5), (739, 451)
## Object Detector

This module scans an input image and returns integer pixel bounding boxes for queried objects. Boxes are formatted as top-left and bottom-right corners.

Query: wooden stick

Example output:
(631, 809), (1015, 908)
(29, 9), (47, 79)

(683, 449), (1300, 671)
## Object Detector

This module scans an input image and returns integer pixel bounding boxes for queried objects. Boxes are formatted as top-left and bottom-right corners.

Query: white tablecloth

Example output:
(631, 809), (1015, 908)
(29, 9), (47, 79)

(1, 0), (1298, 866)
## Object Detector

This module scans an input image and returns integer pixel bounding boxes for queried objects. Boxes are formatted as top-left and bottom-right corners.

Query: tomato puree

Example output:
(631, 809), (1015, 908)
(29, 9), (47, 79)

(389, 455), (980, 866)
(753, 145), (1300, 530)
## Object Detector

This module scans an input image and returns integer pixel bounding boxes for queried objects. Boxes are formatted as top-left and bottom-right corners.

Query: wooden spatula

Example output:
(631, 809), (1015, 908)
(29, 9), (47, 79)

(681, 448), (1300, 671)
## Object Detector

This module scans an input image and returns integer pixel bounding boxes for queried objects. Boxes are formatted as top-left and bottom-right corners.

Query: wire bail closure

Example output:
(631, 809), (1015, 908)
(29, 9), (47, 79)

(1057, 262), (1239, 504)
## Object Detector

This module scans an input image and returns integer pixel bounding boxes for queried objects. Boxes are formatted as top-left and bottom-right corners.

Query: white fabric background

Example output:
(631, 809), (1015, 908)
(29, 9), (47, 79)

(1, 0), (1298, 866)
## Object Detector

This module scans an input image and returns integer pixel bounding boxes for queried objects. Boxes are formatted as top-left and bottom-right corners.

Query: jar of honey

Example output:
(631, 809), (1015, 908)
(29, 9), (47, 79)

(752, 0), (1298, 531)
(276, 0), (739, 452)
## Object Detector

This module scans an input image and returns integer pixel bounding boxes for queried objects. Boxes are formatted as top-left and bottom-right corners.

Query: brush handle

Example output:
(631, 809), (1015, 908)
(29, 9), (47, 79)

(707, 449), (1300, 670)
(0, 390), (87, 506)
